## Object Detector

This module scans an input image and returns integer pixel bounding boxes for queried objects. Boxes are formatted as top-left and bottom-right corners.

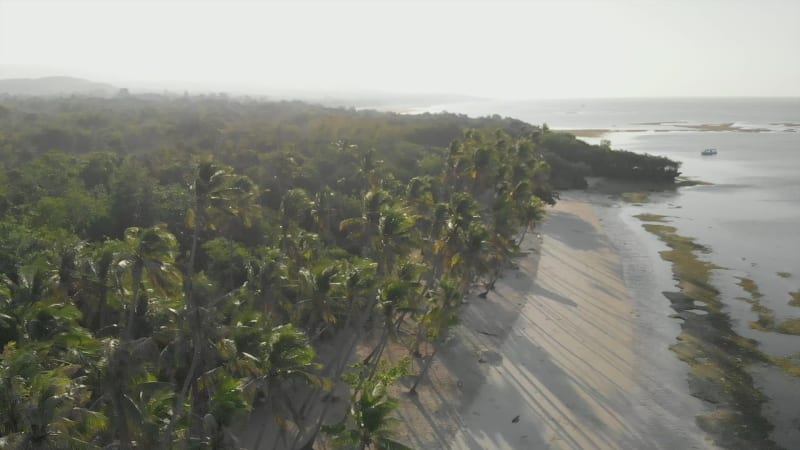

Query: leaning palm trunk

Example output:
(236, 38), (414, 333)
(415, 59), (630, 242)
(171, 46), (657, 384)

(408, 346), (438, 395)
(365, 324), (391, 381)
(124, 264), (143, 341)
(289, 294), (380, 449)
(516, 223), (530, 247)
(163, 328), (202, 448)
(110, 365), (132, 448)
(163, 222), (202, 448)
(409, 310), (455, 396)
(409, 281), (461, 395)
(410, 317), (427, 357)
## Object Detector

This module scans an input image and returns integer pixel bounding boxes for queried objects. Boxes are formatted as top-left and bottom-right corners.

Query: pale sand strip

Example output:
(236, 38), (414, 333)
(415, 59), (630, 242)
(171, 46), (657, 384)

(452, 198), (644, 449)
(390, 197), (713, 449)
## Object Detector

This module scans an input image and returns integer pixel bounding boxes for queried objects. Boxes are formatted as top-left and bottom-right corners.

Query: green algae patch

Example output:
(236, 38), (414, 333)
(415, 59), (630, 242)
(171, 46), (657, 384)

(737, 277), (763, 299)
(643, 224), (722, 312)
(634, 213), (669, 222)
(676, 177), (714, 187)
(777, 319), (800, 336)
(636, 216), (779, 449)
(621, 191), (649, 203)
(777, 272), (791, 279)
(735, 277), (776, 331)
(677, 123), (770, 133)
(772, 354), (800, 378)
(789, 290), (800, 308)
(736, 277), (800, 336)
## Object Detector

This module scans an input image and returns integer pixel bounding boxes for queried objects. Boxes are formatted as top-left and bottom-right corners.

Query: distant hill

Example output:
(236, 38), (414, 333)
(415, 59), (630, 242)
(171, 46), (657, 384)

(0, 76), (118, 97)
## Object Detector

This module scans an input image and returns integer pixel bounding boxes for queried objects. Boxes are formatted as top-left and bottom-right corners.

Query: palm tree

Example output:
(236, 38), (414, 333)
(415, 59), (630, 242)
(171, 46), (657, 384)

(516, 196), (546, 246)
(312, 187), (338, 244)
(47, 232), (86, 300)
(165, 160), (257, 447)
(0, 263), (59, 347)
(405, 176), (434, 218)
(234, 322), (318, 450)
(432, 193), (480, 283)
(186, 159), (257, 292)
(288, 258), (381, 449)
(327, 258), (378, 376)
(327, 380), (411, 450)
(120, 373), (175, 448)
(79, 240), (119, 334)
(115, 225), (181, 341)
(356, 148), (382, 193)
(196, 372), (250, 449)
(296, 264), (340, 340)
(360, 276), (414, 380)
(340, 189), (392, 260)
(408, 277), (462, 396)
(249, 247), (289, 318)
(280, 188), (314, 252)
(103, 335), (163, 448)
(374, 206), (416, 277)
(0, 340), (108, 449)
(468, 145), (495, 196)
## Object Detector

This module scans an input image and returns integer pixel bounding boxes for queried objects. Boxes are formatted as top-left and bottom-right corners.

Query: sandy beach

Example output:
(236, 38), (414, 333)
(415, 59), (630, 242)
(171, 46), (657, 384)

(390, 196), (715, 449)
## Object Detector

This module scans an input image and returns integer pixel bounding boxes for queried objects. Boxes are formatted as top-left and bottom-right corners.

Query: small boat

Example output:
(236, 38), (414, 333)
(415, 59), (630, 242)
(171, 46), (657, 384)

(701, 148), (718, 156)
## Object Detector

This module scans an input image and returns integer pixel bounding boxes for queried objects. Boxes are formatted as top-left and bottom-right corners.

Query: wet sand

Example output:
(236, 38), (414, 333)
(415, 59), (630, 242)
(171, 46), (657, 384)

(392, 197), (715, 449)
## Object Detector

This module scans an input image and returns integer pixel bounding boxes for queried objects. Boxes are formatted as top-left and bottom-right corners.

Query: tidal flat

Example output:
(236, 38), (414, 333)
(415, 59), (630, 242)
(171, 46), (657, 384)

(636, 214), (790, 450)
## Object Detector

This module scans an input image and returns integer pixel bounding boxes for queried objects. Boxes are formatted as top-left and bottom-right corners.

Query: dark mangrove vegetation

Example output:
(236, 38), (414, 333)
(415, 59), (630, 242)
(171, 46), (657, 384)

(540, 131), (681, 189)
(0, 95), (679, 449)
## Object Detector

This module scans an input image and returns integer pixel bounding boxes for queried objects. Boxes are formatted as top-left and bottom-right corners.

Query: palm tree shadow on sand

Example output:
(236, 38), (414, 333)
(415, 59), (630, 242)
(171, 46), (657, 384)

(544, 210), (608, 252)
(529, 283), (578, 308)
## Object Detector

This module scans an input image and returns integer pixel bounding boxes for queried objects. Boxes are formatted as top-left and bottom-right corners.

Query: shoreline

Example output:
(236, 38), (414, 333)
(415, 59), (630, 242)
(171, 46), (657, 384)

(391, 196), (713, 449)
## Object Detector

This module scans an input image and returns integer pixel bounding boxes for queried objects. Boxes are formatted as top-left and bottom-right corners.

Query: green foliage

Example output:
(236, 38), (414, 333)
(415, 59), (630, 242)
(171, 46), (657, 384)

(329, 359), (412, 450)
(0, 94), (564, 449)
(542, 130), (680, 188)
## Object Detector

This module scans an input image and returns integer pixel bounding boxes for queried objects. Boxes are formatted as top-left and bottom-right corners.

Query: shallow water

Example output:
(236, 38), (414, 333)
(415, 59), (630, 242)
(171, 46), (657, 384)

(605, 131), (800, 356)
(602, 131), (800, 448)
(411, 98), (800, 447)
(581, 191), (716, 448)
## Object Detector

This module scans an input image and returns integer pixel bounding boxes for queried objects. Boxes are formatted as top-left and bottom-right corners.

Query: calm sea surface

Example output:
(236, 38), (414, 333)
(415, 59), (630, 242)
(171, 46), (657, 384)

(413, 98), (800, 447)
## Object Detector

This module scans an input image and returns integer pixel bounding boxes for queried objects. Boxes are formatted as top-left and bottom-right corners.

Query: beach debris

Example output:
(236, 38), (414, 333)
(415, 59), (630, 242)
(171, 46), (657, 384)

(512, 415), (520, 423)
(476, 349), (503, 366)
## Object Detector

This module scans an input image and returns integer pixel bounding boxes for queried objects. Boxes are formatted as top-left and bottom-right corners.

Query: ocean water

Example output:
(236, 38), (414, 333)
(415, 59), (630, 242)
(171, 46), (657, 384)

(417, 97), (800, 132)
(412, 98), (800, 447)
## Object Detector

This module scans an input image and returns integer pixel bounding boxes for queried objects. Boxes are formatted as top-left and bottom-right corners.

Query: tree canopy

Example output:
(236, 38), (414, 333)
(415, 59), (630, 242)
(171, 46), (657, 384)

(0, 93), (676, 449)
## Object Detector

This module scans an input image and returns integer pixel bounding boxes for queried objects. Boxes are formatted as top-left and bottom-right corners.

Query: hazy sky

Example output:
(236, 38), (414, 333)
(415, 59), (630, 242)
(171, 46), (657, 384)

(1, 0), (799, 99)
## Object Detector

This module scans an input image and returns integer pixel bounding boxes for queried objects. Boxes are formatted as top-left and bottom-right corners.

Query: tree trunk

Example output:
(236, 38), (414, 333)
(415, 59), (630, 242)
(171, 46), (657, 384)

(409, 347), (438, 395)
(163, 329), (202, 448)
(124, 263), (142, 342)
(290, 294), (379, 449)
(366, 330), (389, 381)
(112, 387), (131, 449)
(164, 210), (203, 447)
(516, 224), (529, 247)
(410, 321), (426, 358)
(253, 394), (280, 450)
(394, 311), (408, 332)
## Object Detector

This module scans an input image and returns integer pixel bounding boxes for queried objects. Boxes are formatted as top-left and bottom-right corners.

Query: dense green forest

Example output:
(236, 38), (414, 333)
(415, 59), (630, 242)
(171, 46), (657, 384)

(0, 95), (678, 449)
